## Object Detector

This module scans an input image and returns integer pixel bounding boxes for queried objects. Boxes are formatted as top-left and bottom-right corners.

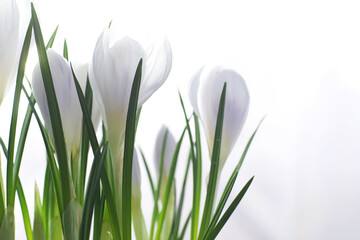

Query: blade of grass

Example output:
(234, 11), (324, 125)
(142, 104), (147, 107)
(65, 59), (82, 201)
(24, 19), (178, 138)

(155, 128), (186, 240)
(12, 104), (33, 202)
(178, 93), (200, 240)
(205, 177), (254, 240)
(139, 148), (155, 198)
(171, 152), (191, 239)
(63, 39), (68, 60)
(45, 25), (59, 50)
(122, 59), (143, 240)
(0, 138), (8, 158)
(7, 20), (32, 206)
(22, 86), (64, 216)
(202, 118), (264, 238)
(77, 79), (93, 206)
(93, 189), (105, 240)
(71, 65), (121, 240)
(31, 3), (72, 209)
(198, 83), (227, 239)
(178, 211), (191, 240)
(16, 179), (32, 240)
(150, 130), (169, 240)
(79, 143), (108, 240)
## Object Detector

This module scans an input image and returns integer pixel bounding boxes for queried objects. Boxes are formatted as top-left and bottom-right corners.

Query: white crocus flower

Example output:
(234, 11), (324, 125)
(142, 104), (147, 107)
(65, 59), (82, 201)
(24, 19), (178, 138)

(154, 125), (176, 181)
(0, 0), (19, 105)
(89, 29), (172, 156)
(189, 66), (250, 171)
(32, 49), (82, 159)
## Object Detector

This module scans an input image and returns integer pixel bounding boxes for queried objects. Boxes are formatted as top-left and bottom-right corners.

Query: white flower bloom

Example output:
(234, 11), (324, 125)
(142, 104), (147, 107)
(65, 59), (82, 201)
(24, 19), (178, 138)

(89, 29), (172, 153)
(154, 125), (176, 179)
(32, 49), (82, 157)
(188, 66), (250, 169)
(0, 0), (19, 105)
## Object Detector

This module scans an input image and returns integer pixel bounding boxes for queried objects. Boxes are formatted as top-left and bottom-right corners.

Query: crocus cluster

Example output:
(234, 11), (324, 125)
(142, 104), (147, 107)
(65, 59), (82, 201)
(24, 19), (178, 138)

(0, 1), (256, 240)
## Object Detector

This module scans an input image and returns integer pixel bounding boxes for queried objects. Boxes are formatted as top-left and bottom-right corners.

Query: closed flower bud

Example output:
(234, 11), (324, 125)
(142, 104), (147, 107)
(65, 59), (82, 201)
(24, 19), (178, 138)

(32, 49), (82, 158)
(188, 66), (250, 170)
(154, 125), (176, 179)
(89, 29), (172, 154)
(0, 0), (19, 105)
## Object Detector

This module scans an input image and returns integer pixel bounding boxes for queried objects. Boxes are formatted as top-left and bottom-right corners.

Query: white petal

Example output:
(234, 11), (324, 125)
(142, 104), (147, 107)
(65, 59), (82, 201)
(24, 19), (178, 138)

(154, 125), (176, 178)
(139, 38), (172, 106)
(90, 29), (146, 152)
(32, 50), (82, 155)
(188, 67), (204, 117)
(198, 66), (250, 168)
(0, 0), (19, 104)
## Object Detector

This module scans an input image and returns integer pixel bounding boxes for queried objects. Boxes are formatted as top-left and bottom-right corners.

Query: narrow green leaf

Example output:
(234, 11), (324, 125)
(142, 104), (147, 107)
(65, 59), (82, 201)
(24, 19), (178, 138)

(205, 177), (254, 240)
(33, 184), (45, 240)
(150, 130), (169, 240)
(178, 211), (192, 240)
(155, 128), (186, 240)
(139, 148), (155, 198)
(171, 152), (191, 239)
(31, 3), (71, 209)
(198, 83), (227, 239)
(77, 79), (93, 206)
(0, 138), (8, 158)
(79, 143), (108, 240)
(13, 104), (33, 202)
(7, 20), (32, 206)
(71, 67), (120, 240)
(21, 86), (64, 216)
(178, 93), (201, 240)
(202, 118), (264, 237)
(0, 157), (5, 224)
(16, 180), (32, 240)
(45, 25), (59, 50)
(122, 59), (143, 240)
(0, 206), (14, 240)
(93, 189), (105, 240)
(63, 39), (68, 60)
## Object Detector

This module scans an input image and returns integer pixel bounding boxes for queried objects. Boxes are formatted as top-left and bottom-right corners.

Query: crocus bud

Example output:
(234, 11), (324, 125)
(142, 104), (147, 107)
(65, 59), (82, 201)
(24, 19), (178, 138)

(89, 29), (172, 154)
(188, 66), (250, 170)
(154, 125), (176, 179)
(0, 0), (19, 105)
(32, 49), (82, 158)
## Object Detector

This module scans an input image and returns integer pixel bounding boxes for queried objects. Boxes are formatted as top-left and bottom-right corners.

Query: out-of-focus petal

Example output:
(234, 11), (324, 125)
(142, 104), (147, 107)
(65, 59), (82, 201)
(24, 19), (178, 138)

(154, 125), (176, 178)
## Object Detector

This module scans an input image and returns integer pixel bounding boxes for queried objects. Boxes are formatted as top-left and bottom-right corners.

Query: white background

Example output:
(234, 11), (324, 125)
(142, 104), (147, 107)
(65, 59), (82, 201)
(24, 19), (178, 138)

(1, 0), (360, 239)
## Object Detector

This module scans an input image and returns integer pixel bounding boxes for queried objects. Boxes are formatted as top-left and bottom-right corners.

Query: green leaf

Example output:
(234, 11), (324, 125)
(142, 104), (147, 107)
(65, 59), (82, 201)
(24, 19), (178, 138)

(63, 39), (68, 60)
(33, 184), (45, 240)
(178, 93), (201, 240)
(16, 180), (32, 240)
(139, 148), (155, 198)
(0, 206), (14, 240)
(77, 79), (93, 206)
(45, 25), (59, 50)
(202, 118), (264, 238)
(63, 199), (82, 240)
(150, 129), (169, 240)
(79, 143), (108, 240)
(198, 83), (227, 239)
(122, 59), (143, 240)
(155, 128), (186, 240)
(0, 158), (5, 224)
(178, 211), (191, 240)
(12, 104), (33, 204)
(71, 66), (121, 240)
(31, 3), (72, 209)
(205, 177), (254, 240)
(93, 189), (105, 240)
(7, 20), (32, 206)
(21, 86), (64, 217)
(171, 153), (191, 239)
